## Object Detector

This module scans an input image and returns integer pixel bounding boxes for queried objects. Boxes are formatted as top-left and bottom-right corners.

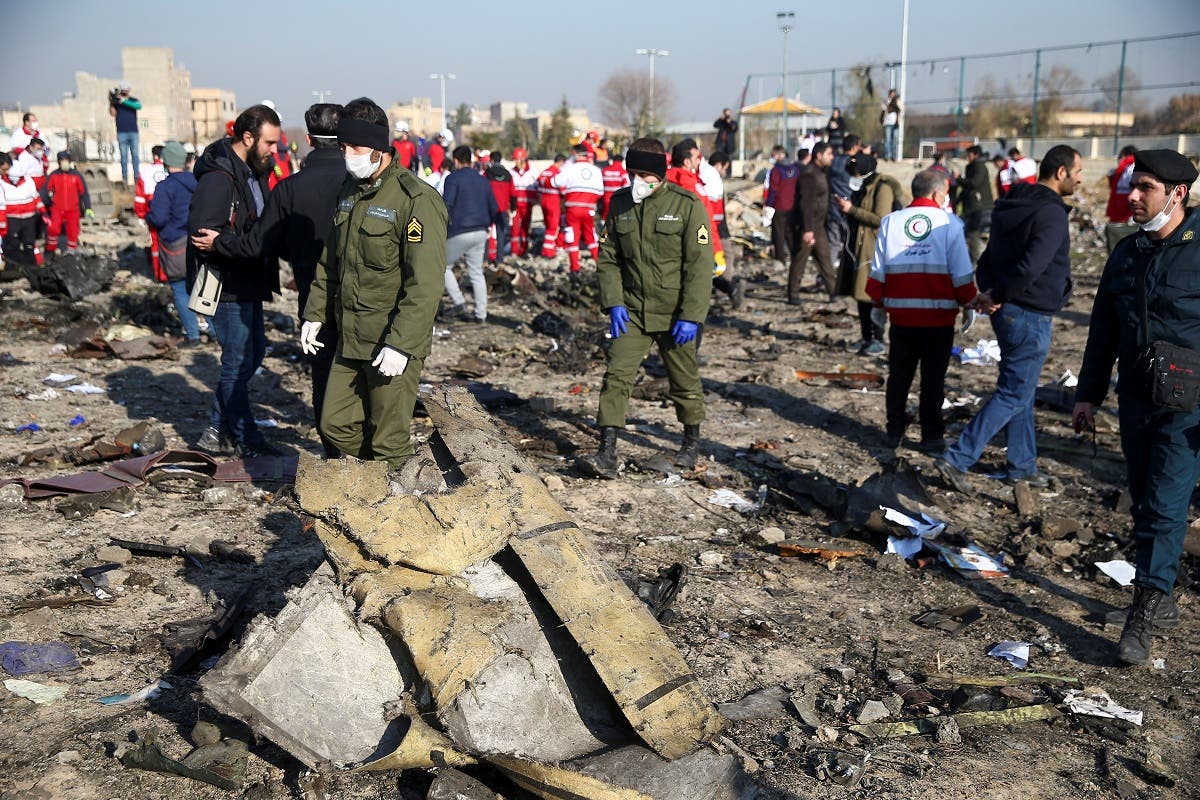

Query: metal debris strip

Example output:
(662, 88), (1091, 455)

(848, 703), (1062, 739)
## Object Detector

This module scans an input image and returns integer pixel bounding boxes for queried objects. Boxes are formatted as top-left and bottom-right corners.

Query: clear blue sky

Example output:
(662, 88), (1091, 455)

(4, 0), (1198, 128)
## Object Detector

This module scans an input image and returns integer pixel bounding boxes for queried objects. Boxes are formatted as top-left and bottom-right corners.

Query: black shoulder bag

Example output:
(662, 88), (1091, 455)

(1138, 261), (1200, 412)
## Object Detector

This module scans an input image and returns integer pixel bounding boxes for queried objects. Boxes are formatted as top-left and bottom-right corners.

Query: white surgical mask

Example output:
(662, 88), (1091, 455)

(631, 176), (657, 203)
(345, 151), (376, 180)
(847, 176), (864, 192)
(1140, 192), (1180, 233)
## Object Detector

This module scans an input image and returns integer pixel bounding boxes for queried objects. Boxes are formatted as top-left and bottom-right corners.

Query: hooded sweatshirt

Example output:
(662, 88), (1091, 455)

(976, 181), (1072, 314)
(187, 137), (279, 301)
(146, 170), (197, 243)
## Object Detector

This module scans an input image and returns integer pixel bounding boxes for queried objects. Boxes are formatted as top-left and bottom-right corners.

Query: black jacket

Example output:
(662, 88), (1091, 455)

(793, 163), (829, 234)
(187, 137), (278, 302)
(955, 158), (994, 219)
(209, 147), (346, 316)
(1077, 209), (1200, 405)
(976, 182), (1071, 313)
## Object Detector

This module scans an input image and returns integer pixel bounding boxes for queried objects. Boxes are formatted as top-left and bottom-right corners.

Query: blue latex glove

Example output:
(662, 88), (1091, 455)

(608, 305), (629, 339)
(672, 320), (698, 345)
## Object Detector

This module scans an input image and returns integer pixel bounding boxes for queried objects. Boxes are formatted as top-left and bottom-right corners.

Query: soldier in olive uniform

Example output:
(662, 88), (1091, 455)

(578, 138), (714, 479)
(300, 98), (447, 467)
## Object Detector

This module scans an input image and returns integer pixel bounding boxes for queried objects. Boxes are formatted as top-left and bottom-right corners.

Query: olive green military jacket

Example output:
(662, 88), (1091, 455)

(597, 183), (714, 332)
(304, 158), (448, 361)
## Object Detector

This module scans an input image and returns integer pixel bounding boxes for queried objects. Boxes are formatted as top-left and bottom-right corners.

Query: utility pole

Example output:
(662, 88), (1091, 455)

(777, 12), (795, 148)
(896, 0), (910, 162)
(429, 73), (456, 131)
(1030, 50), (1041, 155)
(1113, 39), (1128, 156)
(635, 48), (669, 133)
(312, 90), (332, 104)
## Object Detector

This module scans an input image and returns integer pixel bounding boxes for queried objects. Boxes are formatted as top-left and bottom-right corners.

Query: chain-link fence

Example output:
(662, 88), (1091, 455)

(737, 31), (1200, 160)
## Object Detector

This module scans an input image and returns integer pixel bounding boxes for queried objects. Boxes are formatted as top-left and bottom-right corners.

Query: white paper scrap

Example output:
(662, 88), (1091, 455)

(707, 486), (766, 514)
(1095, 560), (1135, 587)
(988, 641), (1031, 669)
(66, 383), (106, 395)
(1062, 689), (1143, 726)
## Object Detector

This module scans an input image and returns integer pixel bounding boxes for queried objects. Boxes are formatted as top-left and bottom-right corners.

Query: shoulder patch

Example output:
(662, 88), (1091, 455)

(338, 198), (354, 212)
(697, 224), (710, 246)
(1185, 230), (1195, 241)
(406, 217), (423, 243)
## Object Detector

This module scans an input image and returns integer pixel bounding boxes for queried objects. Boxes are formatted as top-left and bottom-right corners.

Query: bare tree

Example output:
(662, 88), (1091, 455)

(598, 68), (676, 138)
(970, 75), (1027, 139)
(1037, 65), (1084, 134)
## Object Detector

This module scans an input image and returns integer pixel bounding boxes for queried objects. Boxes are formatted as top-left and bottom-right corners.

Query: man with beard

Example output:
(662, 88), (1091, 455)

(188, 104), (282, 457)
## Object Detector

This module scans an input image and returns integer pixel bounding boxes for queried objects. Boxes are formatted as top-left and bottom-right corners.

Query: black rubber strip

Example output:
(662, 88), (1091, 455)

(634, 673), (698, 710)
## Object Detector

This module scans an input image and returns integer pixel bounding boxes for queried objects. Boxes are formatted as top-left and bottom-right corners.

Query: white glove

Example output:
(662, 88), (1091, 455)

(299, 321), (323, 355)
(870, 306), (887, 329)
(372, 346), (409, 378)
(762, 207), (775, 227)
(960, 308), (977, 334)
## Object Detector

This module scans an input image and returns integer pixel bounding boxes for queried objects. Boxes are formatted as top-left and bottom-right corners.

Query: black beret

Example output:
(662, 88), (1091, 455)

(847, 154), (878, 177)
(56, 151), (71, 161)
(1133, 149), (1198, 186)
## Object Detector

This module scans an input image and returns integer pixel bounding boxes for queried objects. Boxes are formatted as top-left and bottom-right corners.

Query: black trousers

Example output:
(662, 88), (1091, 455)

(771, 209), (794, 263)
(886, 324), (955, 441)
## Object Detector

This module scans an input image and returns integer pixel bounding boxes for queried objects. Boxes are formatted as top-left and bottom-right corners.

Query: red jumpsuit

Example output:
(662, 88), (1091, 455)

(2, 175), (46, 265)
(135, 159), (169, 279)
(268, 133), (292, 191)
(427, 142), (447, 174)
(599, 161), (629, 220)
(43, 168), (91, 254)
(485, 168), (514, 262)
(509, 164), (538, 257)
(1106, 154), (1137, 223)
(537, 164), (564, 258)
(553, 157), (604, 272)
(393, 138), (418, 171)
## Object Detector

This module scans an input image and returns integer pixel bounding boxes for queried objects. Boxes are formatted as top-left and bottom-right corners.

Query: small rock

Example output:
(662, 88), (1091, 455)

(0, 482), (27, 509)
(96, 545), (132, 564)
(876, 552), (909, 573)
(777, 725), (808, 750)
(884, 668), (910, 686)
(1013, 483), (1037, 517)
(697, 551), (725, 567)
(1024, 551), (1050, 570)
(1075, 526), (1095, 544)
(756, 526), (787, 545)
(239, 485), (267, 502)
(544, 475), (565, 492)
(855, 699), (890, 724)
(125, 571), (154, 587)
(1041, 516), (1081, 540)
(788, 693), (822, 728)
(1049, 540), (1081, 559)
(881, 693), (904, 717)
(934, 716), (962, 745)
(201, 486), (239, 506)
(191, 721), (222, 747)
(999, 685), (1036, 704)
(56, 750), (81, 763)
(826, 665), (855, 682)
(815, 725), (839, 743)
(1115, 488), (1133, 514)
(185, 534), (214, 558)
(105, 569), (130, 587)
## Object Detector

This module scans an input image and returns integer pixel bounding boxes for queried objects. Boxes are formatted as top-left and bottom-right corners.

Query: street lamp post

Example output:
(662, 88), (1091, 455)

(430, 73), (456, 131)
(897, 0), (910, 162)
(312, 90), (332, 104)
(777, 12), (795, 149)
(634, 48), (669, 133)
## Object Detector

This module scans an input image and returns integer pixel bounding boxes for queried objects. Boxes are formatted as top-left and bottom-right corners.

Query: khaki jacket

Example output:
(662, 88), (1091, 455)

(846, 174), (902, 302)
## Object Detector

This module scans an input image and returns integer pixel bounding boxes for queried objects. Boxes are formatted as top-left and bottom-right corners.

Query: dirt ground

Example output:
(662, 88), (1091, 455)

(0, 165), (1196, 800)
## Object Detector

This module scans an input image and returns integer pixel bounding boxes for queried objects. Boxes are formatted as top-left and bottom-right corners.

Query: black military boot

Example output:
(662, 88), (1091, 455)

(1117, 585), (1168, 666)
(577, 427), (620, 479)
(674, 425), (702, 470)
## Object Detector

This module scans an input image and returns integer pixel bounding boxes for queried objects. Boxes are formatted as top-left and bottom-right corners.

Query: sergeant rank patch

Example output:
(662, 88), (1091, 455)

(697, 224), (710, 246)
(406, 217), (423, 243)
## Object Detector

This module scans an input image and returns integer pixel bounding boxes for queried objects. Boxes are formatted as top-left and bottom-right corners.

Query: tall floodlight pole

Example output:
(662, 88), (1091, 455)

(430, 73), (456, 131)
(777, 12), (795, 148)
(635, 48), (669, 133)
(897, 0), (910, 162)
(312, 90), (332, 104)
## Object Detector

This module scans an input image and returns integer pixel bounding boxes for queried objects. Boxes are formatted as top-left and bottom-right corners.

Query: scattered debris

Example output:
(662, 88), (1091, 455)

(717, 686), (790, 722)
(911, 604), (981, 634)
(0, 642), (80, 676)
(987, 641), (1032, 669)
(956, 339), (1001, 366)
(1061, 689), (1144, 726)
(3, 678), (69, 705)
(794, 369), (884, 389)
(1095, 560), (1136, 587)
(119, 731), (247, 791)
(99, 678), (172, 705)
(850, 703), (1060, 739)
(707, 486), (767, 514)
(777, 538), (873, 563)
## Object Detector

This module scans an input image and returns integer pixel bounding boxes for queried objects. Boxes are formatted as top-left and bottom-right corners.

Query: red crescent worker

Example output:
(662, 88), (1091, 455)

(553, 143), (604, 272)
(509, 147), (537, 257)
(537, 153), (566, 258)
(43, 151), (93, 254)
(600, 153), (630, 221)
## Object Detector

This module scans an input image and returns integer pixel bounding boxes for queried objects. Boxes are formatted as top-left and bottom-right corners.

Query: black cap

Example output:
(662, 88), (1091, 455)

(670, 141), (692, 165)
(1133, 149), (1198, 187)
(56, 151), (71, 162)
(847, 154), (877, 177)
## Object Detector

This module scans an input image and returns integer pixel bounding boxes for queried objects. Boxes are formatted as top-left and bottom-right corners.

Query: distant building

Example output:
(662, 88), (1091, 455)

(10, 47), (207, 163)
(387, 97), (444, 137)
(192, 88), (238, 145)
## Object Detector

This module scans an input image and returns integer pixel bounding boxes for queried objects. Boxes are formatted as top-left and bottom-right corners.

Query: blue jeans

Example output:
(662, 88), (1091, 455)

(169, 279), (200, 341)
(117, 131), (140, 183)
(945, 304), (1052, 477)
(883, 125), (898, 161)
(208, 300), (266, 447)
